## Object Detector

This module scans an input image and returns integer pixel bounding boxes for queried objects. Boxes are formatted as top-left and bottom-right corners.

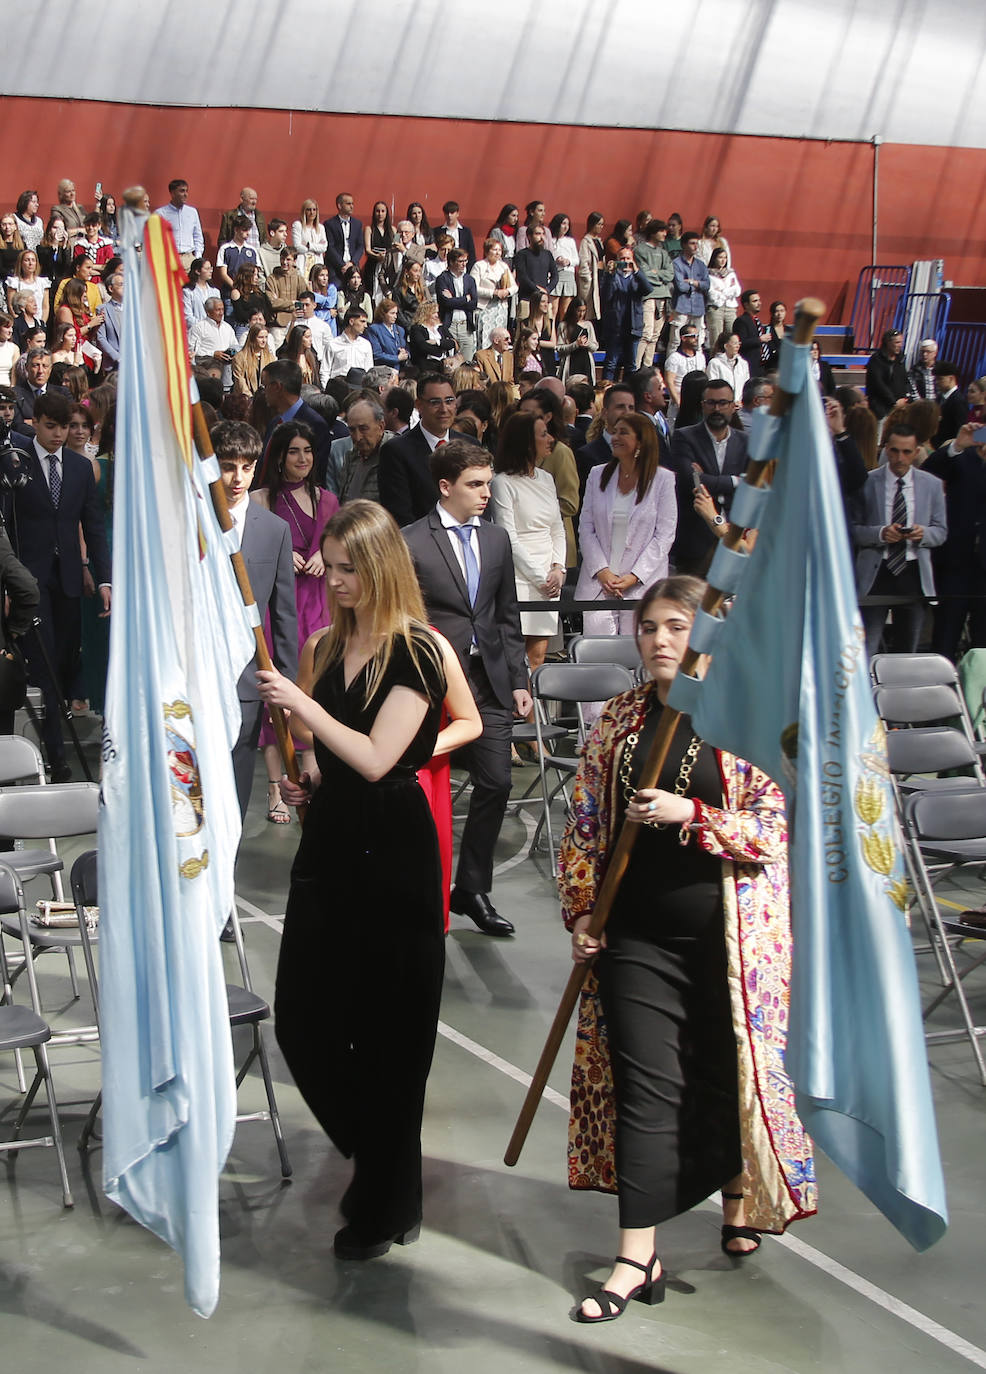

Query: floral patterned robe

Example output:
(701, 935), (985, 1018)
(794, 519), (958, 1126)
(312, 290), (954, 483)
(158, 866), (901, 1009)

(559, 683), (817, 1234)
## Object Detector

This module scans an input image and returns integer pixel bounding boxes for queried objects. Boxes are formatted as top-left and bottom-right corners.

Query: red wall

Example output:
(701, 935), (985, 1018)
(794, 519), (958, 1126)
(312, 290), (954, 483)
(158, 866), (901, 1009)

(3, 97), (985, 323)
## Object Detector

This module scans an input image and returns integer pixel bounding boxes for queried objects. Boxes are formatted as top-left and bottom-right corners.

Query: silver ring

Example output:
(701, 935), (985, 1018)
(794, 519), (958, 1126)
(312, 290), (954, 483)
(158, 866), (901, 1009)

(648, 800), (657, 812)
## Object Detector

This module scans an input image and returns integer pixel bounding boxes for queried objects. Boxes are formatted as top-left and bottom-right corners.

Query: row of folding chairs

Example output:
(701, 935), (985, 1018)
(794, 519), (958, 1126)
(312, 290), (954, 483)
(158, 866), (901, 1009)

(871, 652), (986, 1085)
(0, 736), (290, 1208)
(506, 635), (643, 869)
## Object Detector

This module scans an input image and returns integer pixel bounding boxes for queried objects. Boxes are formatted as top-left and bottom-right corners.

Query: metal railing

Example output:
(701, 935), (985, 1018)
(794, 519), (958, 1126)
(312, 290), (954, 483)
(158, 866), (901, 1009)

(847, 266), (912, 352)
(893, 291), (951, 364)
(940, 322), (986, 386)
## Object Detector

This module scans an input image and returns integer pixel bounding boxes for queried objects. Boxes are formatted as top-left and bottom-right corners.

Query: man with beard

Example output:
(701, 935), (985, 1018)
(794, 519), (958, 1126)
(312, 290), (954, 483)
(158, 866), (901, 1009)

(668, 377), (748, 575)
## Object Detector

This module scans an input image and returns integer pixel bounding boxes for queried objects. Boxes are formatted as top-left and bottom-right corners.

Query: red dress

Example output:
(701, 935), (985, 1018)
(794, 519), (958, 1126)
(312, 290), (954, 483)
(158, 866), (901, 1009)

(417, 710), (452, 932)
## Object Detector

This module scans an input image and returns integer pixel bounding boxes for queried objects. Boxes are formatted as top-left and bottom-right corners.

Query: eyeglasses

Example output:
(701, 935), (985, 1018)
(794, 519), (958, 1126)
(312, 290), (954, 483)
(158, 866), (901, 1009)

(704, 398), (733, 408)
(422, 396), (456, 407)
(681, 336), (698, 343)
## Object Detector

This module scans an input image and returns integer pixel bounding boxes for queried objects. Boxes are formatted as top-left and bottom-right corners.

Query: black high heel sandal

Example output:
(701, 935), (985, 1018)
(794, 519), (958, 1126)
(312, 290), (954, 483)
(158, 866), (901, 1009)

(720, 1191), (762, 1257)
(575, 1252), (666, 1323)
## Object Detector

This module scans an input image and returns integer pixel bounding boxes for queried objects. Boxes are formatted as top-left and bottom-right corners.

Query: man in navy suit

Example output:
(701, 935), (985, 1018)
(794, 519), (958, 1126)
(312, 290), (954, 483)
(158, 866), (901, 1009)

(403, 441), (530, 936)
(259, 359), (331, 485)
(668, 377), (749, 574)
(323, 192), (363, 285)
(378, 373), (477, 528)
(9, 390), (110, 779)
(854, 423), (947, 656)
(434, 247), (479, 362)
(13, 349), (69, 431)
(933, 360), (967, 448)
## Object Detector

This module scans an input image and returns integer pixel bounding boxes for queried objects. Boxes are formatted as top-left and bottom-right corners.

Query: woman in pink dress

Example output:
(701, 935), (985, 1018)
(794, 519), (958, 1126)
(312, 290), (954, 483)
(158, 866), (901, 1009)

(251, 421), (339, 822)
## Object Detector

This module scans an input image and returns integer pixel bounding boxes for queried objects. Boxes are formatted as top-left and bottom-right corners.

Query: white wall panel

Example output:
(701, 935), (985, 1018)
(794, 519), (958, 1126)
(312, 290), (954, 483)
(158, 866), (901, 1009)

(9, 0), (986, 149)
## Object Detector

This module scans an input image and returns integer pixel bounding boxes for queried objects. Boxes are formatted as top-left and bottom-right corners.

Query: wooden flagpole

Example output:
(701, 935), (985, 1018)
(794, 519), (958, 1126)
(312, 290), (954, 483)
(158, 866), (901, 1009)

(503, 296), (826, 1167)
(189, 402), (304, 811)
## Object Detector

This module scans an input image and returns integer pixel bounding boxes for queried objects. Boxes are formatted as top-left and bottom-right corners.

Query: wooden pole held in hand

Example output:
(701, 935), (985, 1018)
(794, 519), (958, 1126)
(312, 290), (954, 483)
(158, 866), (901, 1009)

(503, 297), (826, 1168)
(190, 401), (304, 814)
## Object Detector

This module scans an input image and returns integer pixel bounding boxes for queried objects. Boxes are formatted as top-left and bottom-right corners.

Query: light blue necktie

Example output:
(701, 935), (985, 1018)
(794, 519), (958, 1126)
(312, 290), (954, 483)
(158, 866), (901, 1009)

(453, 524), (479, 605)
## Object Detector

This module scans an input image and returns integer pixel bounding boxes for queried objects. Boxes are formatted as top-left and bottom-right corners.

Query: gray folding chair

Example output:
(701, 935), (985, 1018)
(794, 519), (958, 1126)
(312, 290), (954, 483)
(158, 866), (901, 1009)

(0, 737), (74, 901)
(0, 783), (100, 1023)
(872, 652), (986, 749)
(71, 853), (291, 1178)
(528, 662), (635, 867)
(0, 861), (74, 1206)
(884, 727), (983, 796)
(904, 788), (986, 1085)
(569, 634), (642, 673)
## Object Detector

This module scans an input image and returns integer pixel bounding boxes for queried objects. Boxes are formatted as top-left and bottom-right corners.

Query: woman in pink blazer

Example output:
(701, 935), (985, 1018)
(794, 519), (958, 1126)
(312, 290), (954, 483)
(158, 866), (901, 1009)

(575, 413), (677, 635)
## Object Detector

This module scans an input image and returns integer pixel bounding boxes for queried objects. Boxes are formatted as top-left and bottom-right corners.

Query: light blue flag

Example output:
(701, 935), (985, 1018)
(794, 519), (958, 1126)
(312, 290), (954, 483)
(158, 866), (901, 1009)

(99, 212), (256, 1315)
(668, 333), (948, 1250)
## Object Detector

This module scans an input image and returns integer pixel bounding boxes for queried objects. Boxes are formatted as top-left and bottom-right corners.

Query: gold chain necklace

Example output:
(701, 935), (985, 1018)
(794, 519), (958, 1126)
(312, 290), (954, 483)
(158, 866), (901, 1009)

(619, 727), (702, 844)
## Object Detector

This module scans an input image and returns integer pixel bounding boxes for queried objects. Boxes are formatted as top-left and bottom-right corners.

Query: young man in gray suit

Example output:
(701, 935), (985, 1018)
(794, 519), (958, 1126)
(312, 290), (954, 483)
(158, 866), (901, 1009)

(403, 441), (531, 937)
(211, 421), (298, 820)
(853, 423), (947, 657)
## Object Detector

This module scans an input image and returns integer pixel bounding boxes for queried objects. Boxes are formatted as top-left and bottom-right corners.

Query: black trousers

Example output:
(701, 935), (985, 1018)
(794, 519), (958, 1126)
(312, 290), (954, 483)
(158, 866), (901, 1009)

(932, 565), (986, 663)
(21, 577), (81, 770)
(452, 656), (513, 894)
(597, 929), (742, 1229)
(862, 562), (926, 658)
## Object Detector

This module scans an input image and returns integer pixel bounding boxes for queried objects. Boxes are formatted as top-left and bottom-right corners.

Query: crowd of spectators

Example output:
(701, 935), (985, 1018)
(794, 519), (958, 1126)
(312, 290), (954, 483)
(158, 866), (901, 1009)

(2, 176), (986, 773)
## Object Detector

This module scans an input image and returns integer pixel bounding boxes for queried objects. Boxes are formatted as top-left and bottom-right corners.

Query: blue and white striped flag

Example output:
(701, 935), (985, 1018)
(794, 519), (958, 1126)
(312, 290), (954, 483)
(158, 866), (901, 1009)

(669, 331), (948, 1250)
(99, 211), (255, 1315)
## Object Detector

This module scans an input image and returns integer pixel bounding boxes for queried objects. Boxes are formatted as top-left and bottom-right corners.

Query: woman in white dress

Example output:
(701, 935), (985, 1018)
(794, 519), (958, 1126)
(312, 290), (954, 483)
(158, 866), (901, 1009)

(291, 199), (328, 275)
(575, 413), (677, 636)
(491, 410), (566, 680)
(470, 237), (517, 350)
(549, 213), (579, 323)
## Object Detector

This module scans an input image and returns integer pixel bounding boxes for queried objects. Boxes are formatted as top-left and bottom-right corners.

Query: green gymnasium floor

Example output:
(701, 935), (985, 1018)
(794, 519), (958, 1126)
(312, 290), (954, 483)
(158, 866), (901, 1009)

(3, 752), (986, 1374)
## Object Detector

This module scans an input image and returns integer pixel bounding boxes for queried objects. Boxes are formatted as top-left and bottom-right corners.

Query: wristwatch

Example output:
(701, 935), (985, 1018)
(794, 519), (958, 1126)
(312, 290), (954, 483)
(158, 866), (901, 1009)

(712, 514), (726, 527)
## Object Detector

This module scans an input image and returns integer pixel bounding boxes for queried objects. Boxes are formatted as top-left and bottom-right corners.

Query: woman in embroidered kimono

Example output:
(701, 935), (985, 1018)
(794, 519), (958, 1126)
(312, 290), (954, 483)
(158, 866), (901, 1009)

(562, 575), (816, 1323)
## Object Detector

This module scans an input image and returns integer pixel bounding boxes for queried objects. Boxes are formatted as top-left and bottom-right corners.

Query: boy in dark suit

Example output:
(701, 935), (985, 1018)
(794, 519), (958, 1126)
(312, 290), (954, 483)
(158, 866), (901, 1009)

(9, 390), (110, 779)
(403, 441), (531, 936)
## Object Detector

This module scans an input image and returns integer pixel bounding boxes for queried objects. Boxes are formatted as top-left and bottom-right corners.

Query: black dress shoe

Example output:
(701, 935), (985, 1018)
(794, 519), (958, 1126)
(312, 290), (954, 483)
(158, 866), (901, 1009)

(50, 763), (72, 784)
(449, 888), (515, 937)
(333, 1220), (420, 1261)
(219, 917), (236, 943)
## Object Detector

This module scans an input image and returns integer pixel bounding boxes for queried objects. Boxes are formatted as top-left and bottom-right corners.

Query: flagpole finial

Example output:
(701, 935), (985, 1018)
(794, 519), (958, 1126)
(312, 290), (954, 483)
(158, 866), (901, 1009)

(792, 297), (826, 344)
(119, 194), (150, 255)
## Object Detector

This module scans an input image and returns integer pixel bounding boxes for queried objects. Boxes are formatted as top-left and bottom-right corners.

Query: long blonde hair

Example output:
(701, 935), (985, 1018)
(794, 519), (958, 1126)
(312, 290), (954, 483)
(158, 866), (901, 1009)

(314, 500), (445, 704)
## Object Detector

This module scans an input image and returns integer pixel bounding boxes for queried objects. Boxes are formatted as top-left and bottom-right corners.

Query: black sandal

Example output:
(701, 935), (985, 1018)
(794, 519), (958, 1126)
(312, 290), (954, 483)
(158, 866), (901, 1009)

(721, 1191), (762, 1257)
(575, 1252), (666, 1323)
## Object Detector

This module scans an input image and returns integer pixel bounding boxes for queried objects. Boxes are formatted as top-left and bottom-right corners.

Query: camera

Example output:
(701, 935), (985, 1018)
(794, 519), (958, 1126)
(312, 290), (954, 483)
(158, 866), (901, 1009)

(0, 420), (30, 491)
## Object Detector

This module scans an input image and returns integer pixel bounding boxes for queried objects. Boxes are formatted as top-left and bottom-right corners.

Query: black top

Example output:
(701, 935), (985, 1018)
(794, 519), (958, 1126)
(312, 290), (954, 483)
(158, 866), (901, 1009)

(609, 709), (724, 938)
(311, 630), (445, 789)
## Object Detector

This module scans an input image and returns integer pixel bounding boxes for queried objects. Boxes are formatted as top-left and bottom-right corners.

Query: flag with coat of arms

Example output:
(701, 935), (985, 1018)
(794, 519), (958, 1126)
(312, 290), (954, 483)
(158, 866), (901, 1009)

(668, 325), (948, 1251)
(98, 209), (255, 1315)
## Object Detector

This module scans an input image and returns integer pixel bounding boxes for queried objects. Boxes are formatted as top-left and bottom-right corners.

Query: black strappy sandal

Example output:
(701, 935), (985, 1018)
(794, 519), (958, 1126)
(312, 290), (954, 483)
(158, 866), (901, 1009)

(721, 1191), (763, 1257)
(575, 1252), (666, 1323)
